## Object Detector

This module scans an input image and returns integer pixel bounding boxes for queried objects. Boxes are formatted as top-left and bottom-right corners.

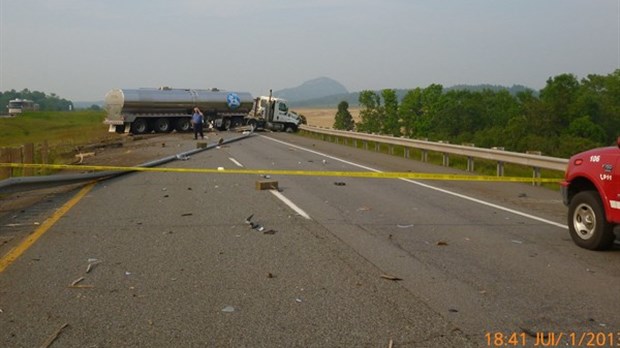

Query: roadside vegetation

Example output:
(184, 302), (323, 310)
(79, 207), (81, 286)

(338, 70), (620, 158)
(0, 110), (112, 147)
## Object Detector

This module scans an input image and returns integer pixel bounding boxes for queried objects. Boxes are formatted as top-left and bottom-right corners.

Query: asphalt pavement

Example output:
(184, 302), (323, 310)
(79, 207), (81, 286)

(1, 131), (619, 347)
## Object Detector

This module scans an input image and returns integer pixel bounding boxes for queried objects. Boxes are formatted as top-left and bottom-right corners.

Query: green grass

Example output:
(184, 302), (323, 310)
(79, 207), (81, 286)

(0, 110), (113, 148)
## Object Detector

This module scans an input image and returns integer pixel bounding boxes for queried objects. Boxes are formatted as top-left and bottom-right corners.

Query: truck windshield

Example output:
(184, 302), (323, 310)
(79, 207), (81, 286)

(278, 102), (288, 112)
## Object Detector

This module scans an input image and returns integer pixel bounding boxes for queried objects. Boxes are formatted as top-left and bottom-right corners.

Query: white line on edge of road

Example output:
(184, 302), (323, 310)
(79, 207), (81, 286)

(262, 135), (568, 230)
(229, 157), (244, 167)
(270, 190), (312, 220)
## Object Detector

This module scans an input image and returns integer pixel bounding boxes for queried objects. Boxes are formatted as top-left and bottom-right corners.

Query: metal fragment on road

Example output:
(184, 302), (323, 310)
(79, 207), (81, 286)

(397, 224), (414, 228)
(222, 306), (235, 313)
(380, 274), (403, 281)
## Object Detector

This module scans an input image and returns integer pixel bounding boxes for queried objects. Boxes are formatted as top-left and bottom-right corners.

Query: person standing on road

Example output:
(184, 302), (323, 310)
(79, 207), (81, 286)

(191, 107), (204, 140)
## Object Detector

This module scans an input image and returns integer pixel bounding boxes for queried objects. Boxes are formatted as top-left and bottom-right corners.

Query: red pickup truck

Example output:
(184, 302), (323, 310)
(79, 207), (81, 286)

(561, 138), (620, 250)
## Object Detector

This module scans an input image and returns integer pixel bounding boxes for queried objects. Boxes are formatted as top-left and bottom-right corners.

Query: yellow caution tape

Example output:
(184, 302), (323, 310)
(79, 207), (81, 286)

(0, 163), (561, 183)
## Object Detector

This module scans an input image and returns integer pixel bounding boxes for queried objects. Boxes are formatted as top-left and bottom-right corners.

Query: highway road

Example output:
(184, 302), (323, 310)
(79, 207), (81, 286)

(1, 132), (619, 347)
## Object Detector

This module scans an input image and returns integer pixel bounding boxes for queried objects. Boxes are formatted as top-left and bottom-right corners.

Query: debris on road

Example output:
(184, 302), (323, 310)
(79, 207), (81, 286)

(263, 229), (277, 235)
(436, 241), (448, 246)
(176, 154), (190, 160)
(511, 240), (523, 244)
(244, 214), (254, 225)
(334, 182), (346, 186)
(397, 224), (414, 228)
(70, 277), (84, 287)
(40, 322), (69, 348)
(181, 213), (193, 217)
(222, 306), (235, 313)
(86, 258), (101, 273)
(256, 180), (278, 190)
(380, 274), (403, 281)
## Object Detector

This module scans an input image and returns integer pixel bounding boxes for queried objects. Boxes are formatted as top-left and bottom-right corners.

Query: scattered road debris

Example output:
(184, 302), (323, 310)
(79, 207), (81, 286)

(511, 240), (523, 244)
(175, 154), (190, 161)
(244, 214), (254, 225)
(267, 272), (275, 278)
(388, 339), (394, 348)
(448, 308), (459, 313)
(334, 182), (346, 186)
(181, 213), (193, 217)
(41, 322), (69, 348)
(397, 224), (414, 228)
(86, 259), (101, 274)
(70, 277), (85, 287)
(263, 229), (276, 235)
(436, 241), (448, 246)
(380, 274), (403, 281)
(295, 298), (303, 303)
(222, 306), (235, 313)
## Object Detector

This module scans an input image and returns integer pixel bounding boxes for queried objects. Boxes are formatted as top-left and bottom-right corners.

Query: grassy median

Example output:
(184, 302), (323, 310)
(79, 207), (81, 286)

(0, 110), (113, 148)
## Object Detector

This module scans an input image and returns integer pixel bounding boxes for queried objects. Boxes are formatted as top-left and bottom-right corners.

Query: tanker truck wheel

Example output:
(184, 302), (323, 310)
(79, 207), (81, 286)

(175, 118), (192, 132)
(130, 118), (149, 134)
(153, 118), (172, 133)
(222, 118), (232, 131)
(247, 119), (257, 131)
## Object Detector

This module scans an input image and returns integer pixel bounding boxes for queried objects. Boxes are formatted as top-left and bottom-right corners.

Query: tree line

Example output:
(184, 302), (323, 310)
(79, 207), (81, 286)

(1, 89), (73, 112)
(334, 70), (620, 158)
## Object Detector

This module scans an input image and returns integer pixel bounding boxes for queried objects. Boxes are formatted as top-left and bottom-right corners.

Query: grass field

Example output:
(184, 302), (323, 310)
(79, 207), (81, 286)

(0, 110), (114, 148)
(295, 107), (360, 128)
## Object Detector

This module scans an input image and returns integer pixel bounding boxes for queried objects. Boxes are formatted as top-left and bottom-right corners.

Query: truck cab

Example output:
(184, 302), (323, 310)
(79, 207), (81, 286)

(561, 138), (620, 250)
(246, 96), (303, 132)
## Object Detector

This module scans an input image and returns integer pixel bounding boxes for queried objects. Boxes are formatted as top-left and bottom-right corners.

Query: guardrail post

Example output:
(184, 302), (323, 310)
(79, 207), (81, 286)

(375, 143), (380, 152)
(40, 140), (49, 175)
(353, 139), (358, 148)
(421, 150), (428, 162)
(363, 141), (368, 150)
(9, 147), (22, 177)
(389, 145), (394, 155)
(467, 156), (474, 172)
(23, 143), (34, 176)
(497, 161), (504, 176)
(0, 147), (10, 179)
(404, 148), (410, 159)
(442, 153), (449, 167)
(532, 167), (541, 186)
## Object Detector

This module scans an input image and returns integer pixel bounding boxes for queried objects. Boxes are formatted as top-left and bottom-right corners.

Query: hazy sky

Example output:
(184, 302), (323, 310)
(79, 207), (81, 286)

(1, 0), (619, 101)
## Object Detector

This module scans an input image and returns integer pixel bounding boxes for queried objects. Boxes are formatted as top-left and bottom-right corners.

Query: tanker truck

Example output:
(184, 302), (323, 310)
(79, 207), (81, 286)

(103, 87), (303, 134)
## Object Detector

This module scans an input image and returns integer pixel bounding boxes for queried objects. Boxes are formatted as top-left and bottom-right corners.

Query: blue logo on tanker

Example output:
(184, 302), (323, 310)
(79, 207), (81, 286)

(226, 93), (241, 109)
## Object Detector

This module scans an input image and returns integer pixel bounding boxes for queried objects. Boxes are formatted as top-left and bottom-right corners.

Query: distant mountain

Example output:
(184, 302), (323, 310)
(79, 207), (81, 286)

(274, 77), (349, 103)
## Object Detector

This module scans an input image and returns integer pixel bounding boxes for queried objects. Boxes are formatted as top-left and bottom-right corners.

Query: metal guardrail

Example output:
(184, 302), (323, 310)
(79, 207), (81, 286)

(299, 125), (568, 177)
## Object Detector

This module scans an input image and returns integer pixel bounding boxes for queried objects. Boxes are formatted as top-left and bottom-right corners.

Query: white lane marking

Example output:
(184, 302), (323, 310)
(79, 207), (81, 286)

(270, 190), (312, 220)
(226, 155), (310, 219)
(262, 135), (568, 230)
(229, 157), (244, 167)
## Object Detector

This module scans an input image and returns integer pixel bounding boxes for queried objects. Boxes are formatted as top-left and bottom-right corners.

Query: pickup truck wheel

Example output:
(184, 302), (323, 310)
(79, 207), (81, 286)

(130, 118), (149, 134)
(568, 191), (615, 250)
(285, 124), (296, 133)
(175, 118), (191, 132)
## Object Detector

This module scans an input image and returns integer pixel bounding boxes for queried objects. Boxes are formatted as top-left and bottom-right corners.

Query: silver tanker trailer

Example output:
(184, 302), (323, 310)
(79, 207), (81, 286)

(104, 87), (303, 134)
